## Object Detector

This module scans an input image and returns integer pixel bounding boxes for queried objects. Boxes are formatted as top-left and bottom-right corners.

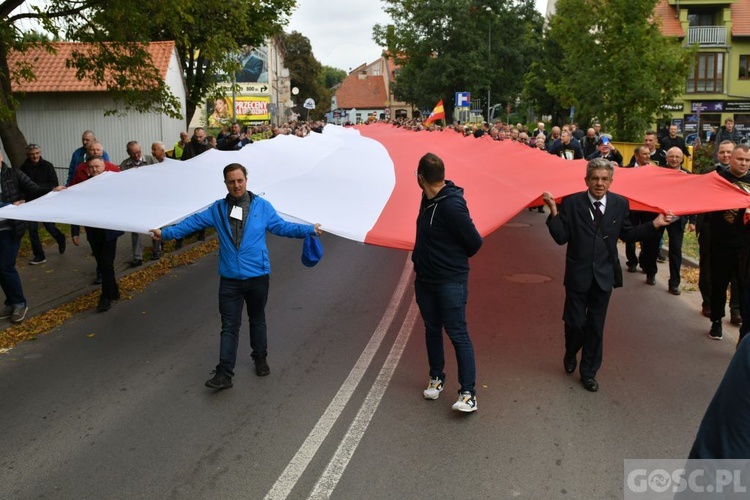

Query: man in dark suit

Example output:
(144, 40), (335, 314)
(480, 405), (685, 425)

(542, 158), (673, 392)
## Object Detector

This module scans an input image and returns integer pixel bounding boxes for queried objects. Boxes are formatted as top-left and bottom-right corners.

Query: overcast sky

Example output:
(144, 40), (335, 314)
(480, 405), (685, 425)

(286, 0), (548, 72)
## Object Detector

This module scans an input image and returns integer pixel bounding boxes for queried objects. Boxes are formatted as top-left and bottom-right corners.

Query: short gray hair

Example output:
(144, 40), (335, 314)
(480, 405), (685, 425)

(586, 157), (614, 179)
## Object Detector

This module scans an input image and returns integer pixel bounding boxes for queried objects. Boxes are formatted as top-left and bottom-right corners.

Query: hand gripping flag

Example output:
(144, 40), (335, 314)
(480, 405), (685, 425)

(423, 100), (445, 126)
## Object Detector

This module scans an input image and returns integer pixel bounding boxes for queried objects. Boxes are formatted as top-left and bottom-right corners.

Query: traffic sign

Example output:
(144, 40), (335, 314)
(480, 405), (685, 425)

(455, 92), (471, 108)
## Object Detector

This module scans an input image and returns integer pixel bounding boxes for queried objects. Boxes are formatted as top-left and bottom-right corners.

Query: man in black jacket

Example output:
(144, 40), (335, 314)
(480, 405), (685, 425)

(708, 144), (750, 341)
(20, 144), (66, 264)
(659, 124), (690, 158)
(181, 128), (208, 161)
(542, 158), (672, 392)
(0, 150), (58, 323)
(413, 153), (483, 413)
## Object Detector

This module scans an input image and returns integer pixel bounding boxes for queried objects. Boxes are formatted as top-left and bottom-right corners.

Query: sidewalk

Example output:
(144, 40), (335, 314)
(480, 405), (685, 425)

(7, 234), (179, 327)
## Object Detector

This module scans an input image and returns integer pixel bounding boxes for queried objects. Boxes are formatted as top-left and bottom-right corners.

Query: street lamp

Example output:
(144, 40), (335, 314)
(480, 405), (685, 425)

(486, 6), (492, 123)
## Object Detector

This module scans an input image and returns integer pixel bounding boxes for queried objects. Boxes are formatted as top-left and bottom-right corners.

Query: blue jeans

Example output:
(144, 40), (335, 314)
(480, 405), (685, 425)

(415, 280), (476, 395)
(28, 221), (65, 259)
(0, 230), (25, 307)
(217, 275), (269, 377)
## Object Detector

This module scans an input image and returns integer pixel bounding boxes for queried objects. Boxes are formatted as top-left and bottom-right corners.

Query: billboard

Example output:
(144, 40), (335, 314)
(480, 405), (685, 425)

(234, 96), (271, 123)
(235, 46), (268, 83)
(206, 96), (271, 126)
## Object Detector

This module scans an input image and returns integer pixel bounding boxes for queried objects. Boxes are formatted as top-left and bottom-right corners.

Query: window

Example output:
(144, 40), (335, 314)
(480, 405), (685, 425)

(687, 53), (724, 93)
(688, 11), (716, 27)
(741, 55), (750, 79)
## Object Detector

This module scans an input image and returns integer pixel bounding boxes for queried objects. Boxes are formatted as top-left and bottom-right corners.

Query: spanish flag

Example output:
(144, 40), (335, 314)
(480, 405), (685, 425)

(423, 100), (445, 126)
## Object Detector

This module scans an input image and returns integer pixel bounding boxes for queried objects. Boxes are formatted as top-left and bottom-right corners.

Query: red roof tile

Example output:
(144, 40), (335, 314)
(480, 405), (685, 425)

(654, 0), (684, 37)
(9, 41), (175, 93)
(732, 0), (750, 37)
(336, 72), (388, 109)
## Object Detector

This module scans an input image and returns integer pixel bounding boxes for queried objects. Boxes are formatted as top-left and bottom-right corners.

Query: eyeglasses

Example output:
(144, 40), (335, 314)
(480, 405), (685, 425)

(26, 144), (40, 151)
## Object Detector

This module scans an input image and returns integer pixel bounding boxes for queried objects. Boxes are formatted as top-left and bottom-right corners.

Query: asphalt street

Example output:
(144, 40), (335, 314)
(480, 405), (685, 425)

(0, 209), (735, 499)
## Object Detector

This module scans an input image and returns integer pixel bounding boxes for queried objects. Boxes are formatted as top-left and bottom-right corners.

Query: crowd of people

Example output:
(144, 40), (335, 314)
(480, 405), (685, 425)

(0, 119), (333, 320)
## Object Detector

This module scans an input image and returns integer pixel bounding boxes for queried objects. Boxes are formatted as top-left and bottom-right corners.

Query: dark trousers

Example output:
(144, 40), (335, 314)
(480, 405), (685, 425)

(87, 228), (119, 300)
(217, 275), (270, 378)
(563, 281), (612, 379)
(658, 217), (685, 289)
(415, 280), (476, 395)
(625, 211), (659, 275)
(709, 243), (743, 322)
(0, 230), (25, 307)
(699, 226), (739, 312)
(28, 221), (65, 259)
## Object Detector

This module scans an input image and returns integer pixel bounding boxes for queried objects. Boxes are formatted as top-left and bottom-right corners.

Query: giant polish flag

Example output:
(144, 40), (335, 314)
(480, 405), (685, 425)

(0, 124), (749, 251)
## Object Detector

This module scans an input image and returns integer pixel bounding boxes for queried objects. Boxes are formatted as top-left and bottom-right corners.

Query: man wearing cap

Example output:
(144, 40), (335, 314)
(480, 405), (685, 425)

(585, 136), (623, 166)
(150, 163), (322, 390)
(19, 143), (67, 264)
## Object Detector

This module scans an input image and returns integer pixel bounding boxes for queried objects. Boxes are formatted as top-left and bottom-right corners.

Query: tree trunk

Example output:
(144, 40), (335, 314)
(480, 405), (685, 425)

(0, 118), (28, 167)
(0, 38), (27, 166)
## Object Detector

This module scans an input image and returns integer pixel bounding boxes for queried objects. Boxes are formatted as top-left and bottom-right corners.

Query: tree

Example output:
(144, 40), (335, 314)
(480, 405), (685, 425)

(148, 0), (296, 127)
(373, 0), (543, 122)
(0, 1), (295, 166)
(279, 31), (328, 120)
(319, 65), (346, 89)
(522, 26), (568, 125)
(0, 0), (189, 165)
(546, 0), (693, 141)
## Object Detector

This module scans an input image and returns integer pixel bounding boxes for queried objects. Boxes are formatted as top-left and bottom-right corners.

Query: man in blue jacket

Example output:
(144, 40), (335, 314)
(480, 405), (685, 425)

(151, 163), (321, 390)
(413, 153), (483, 413)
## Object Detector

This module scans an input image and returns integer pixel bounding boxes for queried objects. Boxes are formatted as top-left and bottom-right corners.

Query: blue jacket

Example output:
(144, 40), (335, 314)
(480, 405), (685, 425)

(162, 194), (315, 279)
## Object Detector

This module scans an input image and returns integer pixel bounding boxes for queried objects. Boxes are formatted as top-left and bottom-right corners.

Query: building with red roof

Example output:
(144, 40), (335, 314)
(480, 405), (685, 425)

(7, 41), (186, 176)
(330, 55), (414, 124)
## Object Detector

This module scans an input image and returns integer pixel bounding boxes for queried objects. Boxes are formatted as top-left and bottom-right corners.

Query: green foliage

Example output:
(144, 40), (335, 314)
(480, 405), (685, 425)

(147, 0), (296, 125)
(373, 0), (543, 121)
(691, 143), (716, 174)
(280, 31), (329, 120)
(546, 0), (693, 140)
(320, 65), (347, 89)
(0, 0), (295, 164)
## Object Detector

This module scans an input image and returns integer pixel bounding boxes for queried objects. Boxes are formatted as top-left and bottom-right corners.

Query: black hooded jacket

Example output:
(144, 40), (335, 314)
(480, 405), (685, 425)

(412, 181), (483, 283)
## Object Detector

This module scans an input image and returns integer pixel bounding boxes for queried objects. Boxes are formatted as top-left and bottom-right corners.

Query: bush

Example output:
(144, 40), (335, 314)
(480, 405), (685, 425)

(691, 143), (715, 174)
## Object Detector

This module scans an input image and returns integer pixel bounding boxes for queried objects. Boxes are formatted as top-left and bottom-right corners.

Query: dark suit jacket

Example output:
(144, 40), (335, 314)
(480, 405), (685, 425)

(547, 191), (656, 293)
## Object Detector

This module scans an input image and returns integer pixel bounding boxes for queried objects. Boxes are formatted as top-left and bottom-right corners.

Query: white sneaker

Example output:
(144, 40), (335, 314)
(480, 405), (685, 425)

(423, 378), (444, 400)
(452, 391), (477, 412)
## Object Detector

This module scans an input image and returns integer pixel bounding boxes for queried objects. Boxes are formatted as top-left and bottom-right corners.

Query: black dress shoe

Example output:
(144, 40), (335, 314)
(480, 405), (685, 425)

(563, 355), (577, 374)
(581, 377), (599, 392)
(254, 357), (270, 377)
(669, 286), (681, 295)
(646, 275), (656, 286)
(627, 265), (637, 273)
(96, 297), (112, 312)
(731, 311), (742, 326)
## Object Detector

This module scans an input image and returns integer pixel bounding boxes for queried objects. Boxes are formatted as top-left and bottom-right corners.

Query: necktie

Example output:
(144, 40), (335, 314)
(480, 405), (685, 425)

(593, 201), (603, 226)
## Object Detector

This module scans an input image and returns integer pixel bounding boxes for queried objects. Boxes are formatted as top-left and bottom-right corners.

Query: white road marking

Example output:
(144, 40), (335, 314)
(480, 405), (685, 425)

(264, 254), (414, 500)
(308, 300), (419, 499)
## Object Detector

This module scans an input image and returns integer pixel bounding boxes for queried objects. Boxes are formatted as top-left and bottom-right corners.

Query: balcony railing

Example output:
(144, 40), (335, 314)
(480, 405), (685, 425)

(687, 26), (727, 46)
